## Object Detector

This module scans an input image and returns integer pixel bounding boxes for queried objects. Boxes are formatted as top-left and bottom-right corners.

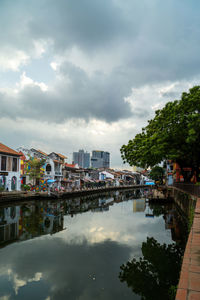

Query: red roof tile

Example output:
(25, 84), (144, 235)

(18, 151), (26, 160)
(0, 142), (21, 156)
(65, 163), (76, 168)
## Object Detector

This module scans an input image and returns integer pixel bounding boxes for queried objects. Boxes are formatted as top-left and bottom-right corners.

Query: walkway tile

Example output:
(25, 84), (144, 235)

(189, 273), (200, 291)
(176, 288), (187, 300)
(176, 197), (200, 300)
(190, 265), (200, 273)
(188, 291), (200, 299)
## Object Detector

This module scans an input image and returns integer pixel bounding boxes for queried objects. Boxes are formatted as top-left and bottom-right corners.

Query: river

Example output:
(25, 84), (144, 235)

(0, 189), (187, 300)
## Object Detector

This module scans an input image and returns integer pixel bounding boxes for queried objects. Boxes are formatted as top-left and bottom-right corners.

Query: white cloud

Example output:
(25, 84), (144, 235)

(15, 72), (48, 92)
(50, 61), (58, 71)
(12, 272), (43, 295)
(32, 39), (49, 58)
(0, 48), (29, 71)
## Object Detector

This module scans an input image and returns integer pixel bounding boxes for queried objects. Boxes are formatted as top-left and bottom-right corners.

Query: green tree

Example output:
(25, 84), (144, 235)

(119, 237), (183, 300)
(150, 166), (164, 184)
(121, 86), (200, 182)
(26, 157), (46, 186)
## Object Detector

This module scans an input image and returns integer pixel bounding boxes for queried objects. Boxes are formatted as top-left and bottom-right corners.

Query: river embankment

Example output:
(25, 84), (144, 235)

(0, 184), (147, 203)
(140, 184), (200, 299)
(175, 196), (200, 300)
(163, 185), (200, 299)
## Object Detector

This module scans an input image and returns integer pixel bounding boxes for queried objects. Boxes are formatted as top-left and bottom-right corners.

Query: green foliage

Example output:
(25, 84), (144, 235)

(188, 205), (195, 232)
(149, 166), (164, 183)
(21, 184), (31, 191)
(26, 157), (46, 185)
(149, 203), (165, 217)
(119, 237), (183, 300)
(168, 285), (177, 300)
(0, 187), (5, 192)
(121, 86), (200, 180)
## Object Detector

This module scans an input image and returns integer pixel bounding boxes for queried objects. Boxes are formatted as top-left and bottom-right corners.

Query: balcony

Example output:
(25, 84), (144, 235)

(55, 171), (62, 176)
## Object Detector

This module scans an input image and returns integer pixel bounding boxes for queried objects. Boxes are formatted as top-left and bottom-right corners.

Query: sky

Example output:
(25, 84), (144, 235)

(1, 0), (200, 168)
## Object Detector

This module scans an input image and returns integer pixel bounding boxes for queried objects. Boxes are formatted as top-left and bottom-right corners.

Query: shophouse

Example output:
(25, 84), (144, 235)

(0, 142), (21, 191)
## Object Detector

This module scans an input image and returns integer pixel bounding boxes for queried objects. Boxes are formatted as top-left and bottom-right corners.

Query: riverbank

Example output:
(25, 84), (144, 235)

(176, 197), (200, 300)
(0, 184), (147, 203)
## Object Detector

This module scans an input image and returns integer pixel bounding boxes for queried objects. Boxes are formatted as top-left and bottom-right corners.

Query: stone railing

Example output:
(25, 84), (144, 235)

(173, 183), (200, 197)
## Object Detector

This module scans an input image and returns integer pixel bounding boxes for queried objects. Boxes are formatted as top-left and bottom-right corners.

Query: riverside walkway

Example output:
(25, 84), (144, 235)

(175, 186), (200, 300)
(0, 184), (147, 203)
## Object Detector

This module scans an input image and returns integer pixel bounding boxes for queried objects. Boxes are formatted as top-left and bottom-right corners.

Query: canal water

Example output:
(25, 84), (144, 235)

(0, 189), (187, 300)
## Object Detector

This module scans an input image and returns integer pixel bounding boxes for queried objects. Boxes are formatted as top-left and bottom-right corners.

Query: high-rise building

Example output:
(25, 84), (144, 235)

(72, 150), (90, 168)
(91, 150), (110, 168)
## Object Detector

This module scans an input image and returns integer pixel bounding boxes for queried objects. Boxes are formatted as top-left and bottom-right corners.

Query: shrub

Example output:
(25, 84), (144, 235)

(21, 184), (31, 191)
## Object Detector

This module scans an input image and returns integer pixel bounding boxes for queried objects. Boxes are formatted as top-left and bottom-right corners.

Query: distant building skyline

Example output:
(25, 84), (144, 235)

(91, 150), (110, 169)
(72, 149), (90, 168)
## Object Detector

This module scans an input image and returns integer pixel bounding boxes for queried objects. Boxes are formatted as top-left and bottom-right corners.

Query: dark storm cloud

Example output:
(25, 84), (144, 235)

(0, 0), (200, 125)
(1, 0), (200, 80)
(28, 0), (132, 53)
(0, 62), (135, 123)
(26, 0), (200, 82)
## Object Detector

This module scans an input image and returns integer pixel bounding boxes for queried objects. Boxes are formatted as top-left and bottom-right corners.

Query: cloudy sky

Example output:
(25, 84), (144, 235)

(1, 0), (200, 168)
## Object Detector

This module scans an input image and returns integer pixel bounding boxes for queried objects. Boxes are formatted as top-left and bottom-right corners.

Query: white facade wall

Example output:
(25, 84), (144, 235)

(0, 154), (21, 191)
(45, 155), (63, 188)
(99, 171), (114, 180)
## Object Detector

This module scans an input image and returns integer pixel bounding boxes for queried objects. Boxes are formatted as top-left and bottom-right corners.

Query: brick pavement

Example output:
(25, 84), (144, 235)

(176, 198), (200, 300)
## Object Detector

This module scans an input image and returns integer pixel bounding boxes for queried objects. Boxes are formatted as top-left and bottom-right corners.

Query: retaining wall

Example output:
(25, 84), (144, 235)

(176, 197), (200, 300)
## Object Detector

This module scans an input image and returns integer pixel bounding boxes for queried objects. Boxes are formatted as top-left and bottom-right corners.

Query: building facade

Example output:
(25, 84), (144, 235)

(17, 148), (67, 189)
(91, 150), (110, 168)
(73, 150), (90, 168)
(0, 143), (21, 191)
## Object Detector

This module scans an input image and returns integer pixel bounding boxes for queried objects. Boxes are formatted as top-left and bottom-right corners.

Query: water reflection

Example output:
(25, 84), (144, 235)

(0, 189), (187, 300)
(0, 202), (64, 247)
(0, 189), (146, 247)
(119, 237), (183, 300)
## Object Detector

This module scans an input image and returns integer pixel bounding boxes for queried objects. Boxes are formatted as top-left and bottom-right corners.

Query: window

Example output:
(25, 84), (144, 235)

(1, 156), (7, 171)
(12, 158), (18, 172)
(46, 164), (51, 172)
(7, 157), (12, 171)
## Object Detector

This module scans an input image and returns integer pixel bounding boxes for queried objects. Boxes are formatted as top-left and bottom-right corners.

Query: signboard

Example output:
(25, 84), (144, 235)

(0, 172), (8, 176)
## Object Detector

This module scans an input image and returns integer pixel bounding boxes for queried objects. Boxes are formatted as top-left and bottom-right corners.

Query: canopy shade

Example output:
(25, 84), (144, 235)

(47, 179), (56, 183)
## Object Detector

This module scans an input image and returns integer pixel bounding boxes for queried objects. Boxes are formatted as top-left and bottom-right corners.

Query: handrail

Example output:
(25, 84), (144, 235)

(173, 182), (200, 197)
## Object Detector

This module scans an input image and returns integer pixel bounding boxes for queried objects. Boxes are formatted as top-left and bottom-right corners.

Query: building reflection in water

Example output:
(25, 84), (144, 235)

(0, 189), (187, 249)
(149, 202), (188, 245)
(0, 202), (65, 247)
(133, 199), (146, 213)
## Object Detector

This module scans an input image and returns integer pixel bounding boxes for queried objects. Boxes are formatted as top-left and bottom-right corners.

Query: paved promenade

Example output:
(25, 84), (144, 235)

(176, 198), (200, 300)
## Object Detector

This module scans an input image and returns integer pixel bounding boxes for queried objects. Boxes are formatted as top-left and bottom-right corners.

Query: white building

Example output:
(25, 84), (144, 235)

(17, 148), (67, 189)
(46, 152), (66, 188)
(0, 142), (21, 191)
(99, 170), (114, 180)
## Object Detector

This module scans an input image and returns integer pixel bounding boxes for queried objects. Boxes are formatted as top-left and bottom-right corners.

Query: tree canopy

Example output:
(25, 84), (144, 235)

(149, 166), (164, 184)
(120, 86), (200, 179)
(26, 157), (46, 186)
